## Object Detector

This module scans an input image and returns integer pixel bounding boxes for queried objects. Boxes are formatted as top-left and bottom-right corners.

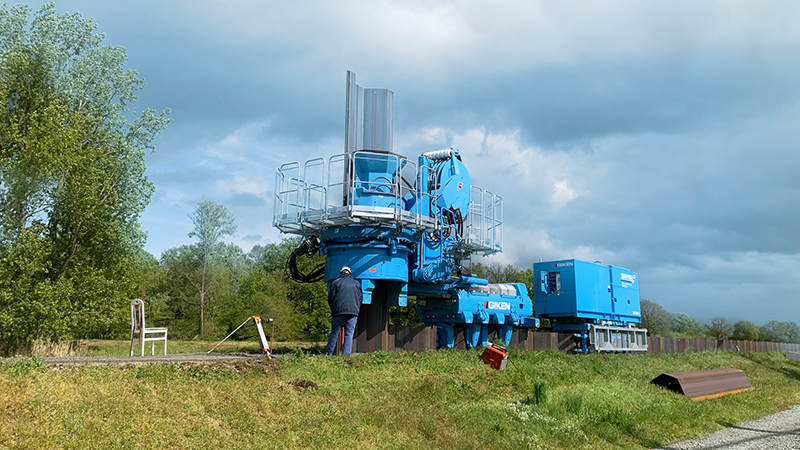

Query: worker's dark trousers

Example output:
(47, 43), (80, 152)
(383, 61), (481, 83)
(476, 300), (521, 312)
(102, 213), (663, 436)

(326, 314), (358, 355)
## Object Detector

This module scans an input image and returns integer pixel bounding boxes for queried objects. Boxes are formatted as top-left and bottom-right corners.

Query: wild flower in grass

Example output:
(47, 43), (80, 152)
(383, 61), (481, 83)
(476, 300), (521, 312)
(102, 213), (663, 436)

(559, 419), (589, 442)
(507, 402), (556, 424)
(508, 402), (532, 422)
(517, 434), (544, 450)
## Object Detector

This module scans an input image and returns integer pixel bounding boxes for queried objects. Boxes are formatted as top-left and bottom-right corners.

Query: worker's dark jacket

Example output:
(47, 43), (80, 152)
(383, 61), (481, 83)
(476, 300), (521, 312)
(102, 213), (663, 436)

(328, 274), (362, 316)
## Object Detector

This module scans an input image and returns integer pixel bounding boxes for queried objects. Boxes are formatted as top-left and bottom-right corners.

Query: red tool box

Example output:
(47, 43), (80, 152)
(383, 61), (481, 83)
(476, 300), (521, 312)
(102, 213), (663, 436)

(481, 343), (509, 370)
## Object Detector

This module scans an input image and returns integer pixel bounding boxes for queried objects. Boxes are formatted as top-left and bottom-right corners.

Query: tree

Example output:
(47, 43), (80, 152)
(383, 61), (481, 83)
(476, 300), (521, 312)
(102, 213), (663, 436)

(731, 320), (760, 341)
(159, 242), (245, 339)
(228, 255), (295, 341)
(184, 200), (237, 336)
(250, 236), (301, 273)
(639, 299), (671, 337)
(479, 262), (518, 284)
(759, 321), (800, 344)
(670, 312), (705, 338)
(0, 4), (169, 353)
(705, 317), (733, 340)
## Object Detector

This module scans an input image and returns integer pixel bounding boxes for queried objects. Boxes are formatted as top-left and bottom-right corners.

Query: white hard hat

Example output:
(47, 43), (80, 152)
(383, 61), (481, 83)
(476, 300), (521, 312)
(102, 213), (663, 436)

(340, 266), (351, 274)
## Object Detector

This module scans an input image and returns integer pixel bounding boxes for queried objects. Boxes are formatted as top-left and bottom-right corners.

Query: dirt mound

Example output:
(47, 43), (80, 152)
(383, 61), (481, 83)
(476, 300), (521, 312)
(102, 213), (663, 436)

(291, 378), (319, 390)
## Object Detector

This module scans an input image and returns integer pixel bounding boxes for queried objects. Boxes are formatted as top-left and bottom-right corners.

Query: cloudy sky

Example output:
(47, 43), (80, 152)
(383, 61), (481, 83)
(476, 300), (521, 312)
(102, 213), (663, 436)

(27, 1), (800, 326)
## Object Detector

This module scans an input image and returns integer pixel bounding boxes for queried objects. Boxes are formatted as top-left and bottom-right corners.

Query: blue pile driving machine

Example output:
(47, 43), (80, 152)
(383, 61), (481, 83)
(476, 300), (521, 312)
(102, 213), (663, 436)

(273, 71), (647, 352)
(274, 72), (536, 348)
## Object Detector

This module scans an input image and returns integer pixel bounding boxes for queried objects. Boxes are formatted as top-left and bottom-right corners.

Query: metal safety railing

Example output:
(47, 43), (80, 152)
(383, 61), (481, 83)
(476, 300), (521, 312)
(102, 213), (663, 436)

(463, 186), (503, 255)
(274, 151), (503, 255)
(274, 151), (437, 234)
(273, 162), (304, 232)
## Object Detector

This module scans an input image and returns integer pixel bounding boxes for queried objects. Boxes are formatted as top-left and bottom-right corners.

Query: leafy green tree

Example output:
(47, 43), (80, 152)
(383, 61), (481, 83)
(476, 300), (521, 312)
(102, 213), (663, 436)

(228, 261), (294, 341)
(249, 236), (300, 273)
(0, 3), (169, 353)
(389, 297), (423, 326)
(731, 320), (760, 341)
(705, 317), (733, 340)
(759, 321), (800, 344)
(187, 200), (237, 336)
(638, 299), (671, 337)
(670, 312), (705, 338)
(158, 242), (246, 339)
(287, 279), (330, 342)
(481, 262), (520, 284)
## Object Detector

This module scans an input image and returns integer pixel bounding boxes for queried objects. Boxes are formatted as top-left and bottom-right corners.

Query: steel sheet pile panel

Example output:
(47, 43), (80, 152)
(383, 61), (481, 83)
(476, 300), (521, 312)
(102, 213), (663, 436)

(396, 326), (434, 352)
(788, 352), (800, 362)
(533, 332), (553, 351)
(651, 369), (753, 401)
(510, 330), (534, 351)
(647, 337), (657, 354)
(354, 326), (797, 354)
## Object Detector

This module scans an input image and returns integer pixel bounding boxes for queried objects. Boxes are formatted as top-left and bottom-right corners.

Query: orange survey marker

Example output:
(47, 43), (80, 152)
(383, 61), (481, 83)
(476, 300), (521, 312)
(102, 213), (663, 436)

(208, 316), (272, 358)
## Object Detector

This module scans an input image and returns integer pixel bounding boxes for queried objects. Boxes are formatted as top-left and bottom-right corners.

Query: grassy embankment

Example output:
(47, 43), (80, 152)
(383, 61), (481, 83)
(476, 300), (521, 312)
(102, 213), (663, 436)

(2, 344), (800, 450)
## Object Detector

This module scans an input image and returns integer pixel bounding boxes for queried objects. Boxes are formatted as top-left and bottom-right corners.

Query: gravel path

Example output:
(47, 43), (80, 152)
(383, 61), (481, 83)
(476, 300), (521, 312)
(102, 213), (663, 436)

(1, 352), (270, 367)
(657, 405), (800, 450)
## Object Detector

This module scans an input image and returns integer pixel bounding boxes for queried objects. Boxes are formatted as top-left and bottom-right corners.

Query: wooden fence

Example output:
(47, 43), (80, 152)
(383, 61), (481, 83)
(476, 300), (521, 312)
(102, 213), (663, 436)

(353, 326), (800, 354)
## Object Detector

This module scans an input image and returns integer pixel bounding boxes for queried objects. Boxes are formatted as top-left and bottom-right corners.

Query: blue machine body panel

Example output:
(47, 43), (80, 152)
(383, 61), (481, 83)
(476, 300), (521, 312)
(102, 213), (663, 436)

(414, 282), (533, 347)
(534, 259), (641, 326)
(321, 226), (415, 307)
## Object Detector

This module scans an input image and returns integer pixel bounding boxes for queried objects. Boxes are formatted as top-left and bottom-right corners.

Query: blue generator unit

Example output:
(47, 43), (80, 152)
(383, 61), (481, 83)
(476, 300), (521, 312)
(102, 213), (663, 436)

(534, 259), (648, 353)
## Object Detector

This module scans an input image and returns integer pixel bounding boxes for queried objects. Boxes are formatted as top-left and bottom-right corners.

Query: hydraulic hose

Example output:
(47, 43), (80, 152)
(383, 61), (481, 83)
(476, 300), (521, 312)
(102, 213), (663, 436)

(287, 237), (325, 283)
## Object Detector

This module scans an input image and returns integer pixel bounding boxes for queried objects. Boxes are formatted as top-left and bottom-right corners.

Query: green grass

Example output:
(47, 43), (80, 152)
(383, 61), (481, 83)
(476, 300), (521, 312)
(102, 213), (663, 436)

(2, 348), (800, 449)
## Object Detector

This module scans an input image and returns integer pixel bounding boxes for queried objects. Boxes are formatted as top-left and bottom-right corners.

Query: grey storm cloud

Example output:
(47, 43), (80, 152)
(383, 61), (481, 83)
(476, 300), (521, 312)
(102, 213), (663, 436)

(25, 0), (800, 326)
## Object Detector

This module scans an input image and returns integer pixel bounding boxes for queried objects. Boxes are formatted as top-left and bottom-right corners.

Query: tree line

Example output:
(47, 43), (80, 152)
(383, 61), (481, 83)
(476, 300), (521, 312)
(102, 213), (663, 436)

(638, 299), (800, 344)
(139, 201), (332, 344)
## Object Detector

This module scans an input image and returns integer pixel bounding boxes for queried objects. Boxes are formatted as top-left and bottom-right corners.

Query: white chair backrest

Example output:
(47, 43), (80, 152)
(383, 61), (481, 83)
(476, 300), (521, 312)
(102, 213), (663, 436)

(131, 299), (145, 333)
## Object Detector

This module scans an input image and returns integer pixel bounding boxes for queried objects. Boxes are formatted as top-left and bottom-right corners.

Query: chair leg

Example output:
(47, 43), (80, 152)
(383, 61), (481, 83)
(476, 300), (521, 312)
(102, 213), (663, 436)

(140, 335), (145, 357)
(164, 332), (168, 355)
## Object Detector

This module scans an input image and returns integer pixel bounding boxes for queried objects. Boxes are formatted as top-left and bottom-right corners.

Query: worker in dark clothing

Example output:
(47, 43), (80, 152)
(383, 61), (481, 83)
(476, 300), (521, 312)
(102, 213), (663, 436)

(325, 266), (362, 355)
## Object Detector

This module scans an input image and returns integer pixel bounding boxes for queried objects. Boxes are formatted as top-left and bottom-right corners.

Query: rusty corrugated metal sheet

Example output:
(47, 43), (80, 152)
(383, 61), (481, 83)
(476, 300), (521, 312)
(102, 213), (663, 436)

(651, 369), (752, 401)
(361, 327), (800, 354)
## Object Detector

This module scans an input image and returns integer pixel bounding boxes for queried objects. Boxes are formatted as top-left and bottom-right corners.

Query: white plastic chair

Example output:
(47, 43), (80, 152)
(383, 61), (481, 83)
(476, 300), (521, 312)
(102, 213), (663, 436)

(130, 299), (168, 356)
